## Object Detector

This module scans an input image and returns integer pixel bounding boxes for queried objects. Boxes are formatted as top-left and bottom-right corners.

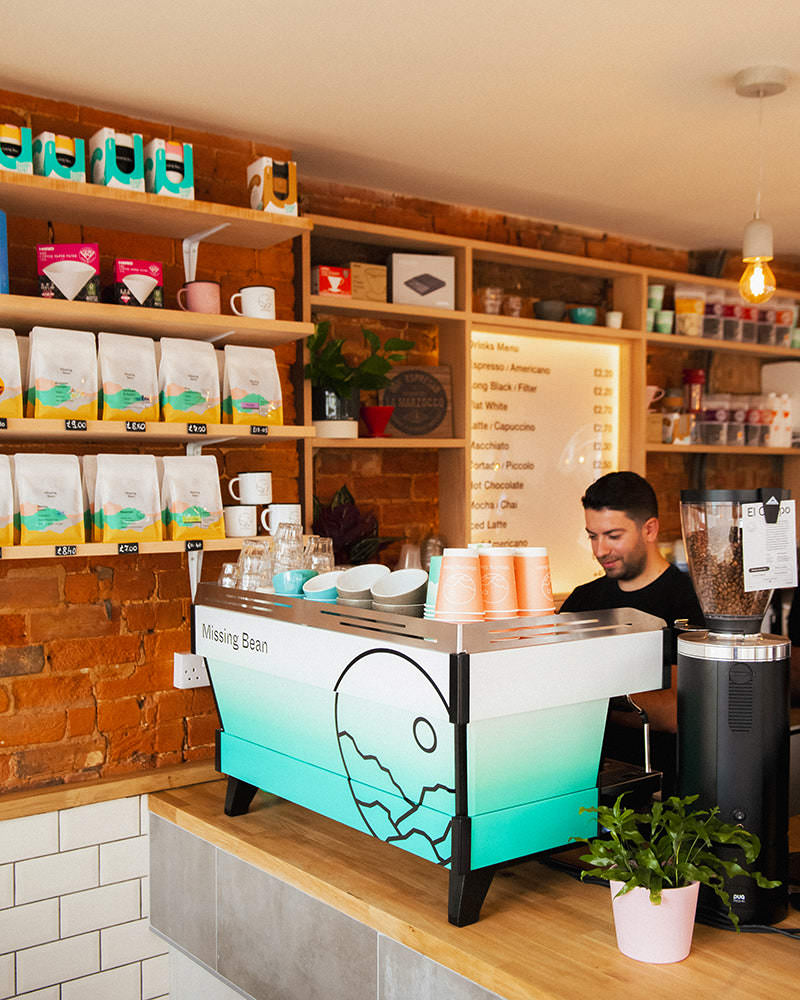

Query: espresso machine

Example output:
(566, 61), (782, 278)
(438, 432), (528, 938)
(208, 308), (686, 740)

(677, 488), (793, 926)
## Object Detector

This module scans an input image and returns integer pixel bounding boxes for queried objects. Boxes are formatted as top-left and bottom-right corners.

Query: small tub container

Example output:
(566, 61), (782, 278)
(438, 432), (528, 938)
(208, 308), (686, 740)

(740, 302), (759, 343)
(703, 288), (724, 340)
(745, 394), (768, 447)
(757, 305), (776, 346)
(727, 394), (747, 446)
(722, 292), (743, 341)
(774, 298), (796, 348)
(674, 284), (705, 337)
(698, 393), (730, 445)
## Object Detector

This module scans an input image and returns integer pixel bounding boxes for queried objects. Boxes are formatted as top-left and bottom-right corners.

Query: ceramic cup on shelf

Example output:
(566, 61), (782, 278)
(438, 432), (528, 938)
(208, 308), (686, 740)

(230, 285), (276, 319)
(265, 504), (302, 536)
(228, 472), (272, 506)
(605, 310), (623, 329)
(223, 505), (269, 537)
(177, 280), (221, 314)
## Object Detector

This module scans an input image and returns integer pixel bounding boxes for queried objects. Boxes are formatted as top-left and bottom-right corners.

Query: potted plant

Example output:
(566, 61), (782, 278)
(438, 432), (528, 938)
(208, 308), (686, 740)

(576, 793), (779, 964)
(304, 321), (413, 437)
(312, 484), (397, 565)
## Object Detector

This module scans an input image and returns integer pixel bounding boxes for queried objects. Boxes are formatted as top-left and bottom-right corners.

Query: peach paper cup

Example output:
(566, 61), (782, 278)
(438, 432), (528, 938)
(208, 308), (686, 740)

(514, 548), (554, 614)
(435, 549), (484, 617)
(479, 548), (518, 617)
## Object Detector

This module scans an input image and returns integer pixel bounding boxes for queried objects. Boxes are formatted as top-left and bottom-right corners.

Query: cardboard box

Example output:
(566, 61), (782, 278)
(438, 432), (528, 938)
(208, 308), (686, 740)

(36, 244), (100, 301)
(0, 124), (32, 174)
(311, 266), (351, 296)
(247, 156), (298, 215)
(89, 128), (145, 191)
(390, 253), (455, 310)
(379, 366), (453, 438)
(33, 132), (86, 182)
(144, 138), (194, 200)
(350, 262), (386, 302)
(112, 259), (164, 307)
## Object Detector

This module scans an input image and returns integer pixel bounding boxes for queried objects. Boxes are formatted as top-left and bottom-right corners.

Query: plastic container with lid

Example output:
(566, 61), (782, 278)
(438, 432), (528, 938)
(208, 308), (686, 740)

(674, 284), (706, 337)
(740, 302), (758, 343)
(745, 394), (768, 447)
(722, 292), (743, 341)
(698, 393), (730, 445)
(757, 304), (776, 345)
(702, 288), (724, 340)
(726, 394), (747, 445)
(773, 298), (795, 348)
(682, 368), (705, 415)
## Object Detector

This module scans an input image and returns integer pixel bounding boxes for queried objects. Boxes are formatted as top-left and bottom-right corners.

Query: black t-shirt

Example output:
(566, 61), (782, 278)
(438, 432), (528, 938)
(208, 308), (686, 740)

(559, 563), (704, 628)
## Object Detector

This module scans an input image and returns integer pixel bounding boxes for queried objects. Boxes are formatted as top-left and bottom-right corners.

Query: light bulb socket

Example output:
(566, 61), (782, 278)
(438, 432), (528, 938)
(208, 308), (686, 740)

(742, 217), (773, 261)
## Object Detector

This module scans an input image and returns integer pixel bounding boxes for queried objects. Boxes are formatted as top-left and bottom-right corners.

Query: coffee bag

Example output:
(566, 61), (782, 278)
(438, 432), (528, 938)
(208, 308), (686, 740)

(158, 338), (220, 423)
(0, 328), (22, 418)
(14, 453), (85, 545)
(94, 454), (163, 542)
(27, 327), (98, 419)
(98, 332), (159, 421)
(0, 454), (13, 544)
(160, 455), (224, 540)
(222, 345), (283, 425)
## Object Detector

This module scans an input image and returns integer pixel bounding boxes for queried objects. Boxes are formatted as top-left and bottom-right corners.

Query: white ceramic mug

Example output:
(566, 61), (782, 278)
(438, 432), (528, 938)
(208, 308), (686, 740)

(228, 472), (272, 506)
(223, 505), (268, 537)
(265, 503), (302, 535)
(605, 310), (623, 329)
(230, 285), (276, 319)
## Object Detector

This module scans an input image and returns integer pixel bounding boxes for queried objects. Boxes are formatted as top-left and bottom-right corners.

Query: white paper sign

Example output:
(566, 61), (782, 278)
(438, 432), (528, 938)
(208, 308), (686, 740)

(470, 330), (620, 596)
(741, 499), (797, 591)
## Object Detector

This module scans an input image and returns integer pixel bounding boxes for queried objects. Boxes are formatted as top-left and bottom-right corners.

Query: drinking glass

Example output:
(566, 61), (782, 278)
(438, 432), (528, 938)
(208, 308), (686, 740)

(218, 562), (240, 588)
(306, 536), (335, 573)
(273, 522), (304, 574)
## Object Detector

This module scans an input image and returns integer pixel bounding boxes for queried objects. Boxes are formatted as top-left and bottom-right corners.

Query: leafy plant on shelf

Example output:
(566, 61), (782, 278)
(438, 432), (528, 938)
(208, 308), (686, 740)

(575, 793), (779, 929)
(304, 321), (414, 399)
(312, 484), (397, 565)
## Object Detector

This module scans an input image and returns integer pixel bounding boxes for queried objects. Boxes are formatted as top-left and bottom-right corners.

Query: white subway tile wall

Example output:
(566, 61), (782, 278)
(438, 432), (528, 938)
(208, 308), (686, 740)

(0, 794), (168, 999)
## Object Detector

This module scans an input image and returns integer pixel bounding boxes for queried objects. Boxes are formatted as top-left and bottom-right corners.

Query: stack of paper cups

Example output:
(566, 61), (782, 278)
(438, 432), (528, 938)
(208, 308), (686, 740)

(424, 556), (441, 619)
(478, 547), (518, 620)
(514, 547), (555, 616)
(434, 548), (484, 622)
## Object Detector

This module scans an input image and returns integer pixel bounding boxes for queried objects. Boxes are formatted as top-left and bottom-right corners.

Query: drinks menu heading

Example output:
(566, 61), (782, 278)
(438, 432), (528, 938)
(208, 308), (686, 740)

(470, 330), (620, 596)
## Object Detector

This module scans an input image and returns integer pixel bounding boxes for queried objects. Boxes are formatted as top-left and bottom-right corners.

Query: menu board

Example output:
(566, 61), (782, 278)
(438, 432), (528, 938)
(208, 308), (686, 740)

(470, 330), (621, 596)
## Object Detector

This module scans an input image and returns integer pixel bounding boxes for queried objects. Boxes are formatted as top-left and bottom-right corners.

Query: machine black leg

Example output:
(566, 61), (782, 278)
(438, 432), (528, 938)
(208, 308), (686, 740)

(224, 776), (258, 816)
(448, 867), (495, 926)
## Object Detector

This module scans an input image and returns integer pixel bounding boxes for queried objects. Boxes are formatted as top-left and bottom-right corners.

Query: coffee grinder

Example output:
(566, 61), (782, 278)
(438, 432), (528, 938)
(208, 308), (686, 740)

(677, 488), (794, 926)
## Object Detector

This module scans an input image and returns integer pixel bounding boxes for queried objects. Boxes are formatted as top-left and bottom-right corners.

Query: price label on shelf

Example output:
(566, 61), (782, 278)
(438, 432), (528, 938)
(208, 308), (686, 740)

(249, 425), (269, 436)
(0, 418), (7, 430)
(55, 545), (78, 557)
(185, 539), (204, 552)
(117, 542), (139, 555)
(125, 421), (147, 433)
(187, 423), (207, 435)
(64, 420), (87, 432)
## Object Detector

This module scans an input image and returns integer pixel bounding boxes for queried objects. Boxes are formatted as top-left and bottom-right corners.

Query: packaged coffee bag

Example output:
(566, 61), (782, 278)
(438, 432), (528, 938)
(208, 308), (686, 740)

(98, 332), (159, 421)
(158, 338), (220, 423)
(94, 454), (162, 542)
(222, 345), (283, 425)
(27, 327), (98, 419)
(0, 328), (22, 418)
(160, 454), (224, 540)
(14, 453), (85, 545)
(0, 454), (13, 545)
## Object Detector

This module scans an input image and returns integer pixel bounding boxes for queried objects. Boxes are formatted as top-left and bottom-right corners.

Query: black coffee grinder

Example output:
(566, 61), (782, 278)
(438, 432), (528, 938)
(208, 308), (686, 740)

(677, 488), (792, 926)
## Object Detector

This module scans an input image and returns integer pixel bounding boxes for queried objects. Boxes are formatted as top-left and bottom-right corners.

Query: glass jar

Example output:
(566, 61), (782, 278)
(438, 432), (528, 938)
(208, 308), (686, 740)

(727, 394), (747, 445)
(699, 393), (730, 445)
(703, 288), (724, 339)
(682, 368), (705, 415)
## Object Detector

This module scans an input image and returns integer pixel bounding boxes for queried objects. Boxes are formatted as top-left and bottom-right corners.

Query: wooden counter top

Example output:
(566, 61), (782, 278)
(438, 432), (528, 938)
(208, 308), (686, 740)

(150, 780), (799, 1000)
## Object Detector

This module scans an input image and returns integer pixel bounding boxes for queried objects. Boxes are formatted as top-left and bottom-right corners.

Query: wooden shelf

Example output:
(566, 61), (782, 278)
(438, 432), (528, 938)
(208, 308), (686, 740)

(311, 437), (465, 449)
(0, 294), (313, 347)
(310, 294), (466, 323)
(472, 313), (642, 340)
(646, 443), (799, 456)
(310, 214), (466, 251)
(646, 331), (800, 358)
(0, 537), (245, 561)
(0, 172), (311, 248)
(0, 417), (315, 444)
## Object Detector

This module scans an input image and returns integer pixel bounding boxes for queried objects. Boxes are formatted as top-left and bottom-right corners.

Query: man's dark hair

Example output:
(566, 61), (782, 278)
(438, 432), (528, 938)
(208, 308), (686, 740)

(581, 471), (658, 524)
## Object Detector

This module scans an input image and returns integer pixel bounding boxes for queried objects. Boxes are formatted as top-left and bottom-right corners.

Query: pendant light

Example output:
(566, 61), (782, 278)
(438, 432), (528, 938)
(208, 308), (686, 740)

(734, 67), (788, 305)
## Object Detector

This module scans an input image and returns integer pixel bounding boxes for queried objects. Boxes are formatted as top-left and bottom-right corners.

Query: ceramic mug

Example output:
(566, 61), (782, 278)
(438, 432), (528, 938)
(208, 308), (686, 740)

(230, 285), (276, 319)
(223, 505), (269, 537)
(177, 280), (221, 314)
(646, 385), (665, 410)
(228, 472), (272, 506)
(265, 503), (302, 535)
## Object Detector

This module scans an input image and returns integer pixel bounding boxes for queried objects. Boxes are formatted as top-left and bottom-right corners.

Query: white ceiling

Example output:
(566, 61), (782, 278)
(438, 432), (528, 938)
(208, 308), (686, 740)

(3, 1), (800, 253)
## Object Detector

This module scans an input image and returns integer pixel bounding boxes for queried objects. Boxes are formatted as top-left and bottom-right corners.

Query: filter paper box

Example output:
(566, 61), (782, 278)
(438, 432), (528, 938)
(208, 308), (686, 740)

(350, 262), (387, 302)
(89, 128), (145, 190)
(36, 244), (100, 301)
(144, 138), (194, 199)
(33, 132), (86, 182)
(247, 156), (298, 215)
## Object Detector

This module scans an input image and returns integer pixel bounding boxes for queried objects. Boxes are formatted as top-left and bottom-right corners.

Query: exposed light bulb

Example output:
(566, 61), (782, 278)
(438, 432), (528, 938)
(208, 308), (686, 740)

(739, 258), (776, 304)
(739, 216), (776, 304)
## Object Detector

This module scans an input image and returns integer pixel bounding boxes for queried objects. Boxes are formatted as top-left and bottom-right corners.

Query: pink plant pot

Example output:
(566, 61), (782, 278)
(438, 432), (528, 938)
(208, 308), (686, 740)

(610, 880), (699, 963)
(360, 405), (394, 437)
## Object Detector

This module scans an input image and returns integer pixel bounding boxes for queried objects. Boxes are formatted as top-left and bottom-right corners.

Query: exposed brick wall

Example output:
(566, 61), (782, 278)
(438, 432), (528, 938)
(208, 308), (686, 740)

(0, 88), (298, 790)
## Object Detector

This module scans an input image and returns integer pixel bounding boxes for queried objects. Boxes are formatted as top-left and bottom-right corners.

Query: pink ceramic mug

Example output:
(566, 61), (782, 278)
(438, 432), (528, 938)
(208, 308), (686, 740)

(177, 280), (221, 314)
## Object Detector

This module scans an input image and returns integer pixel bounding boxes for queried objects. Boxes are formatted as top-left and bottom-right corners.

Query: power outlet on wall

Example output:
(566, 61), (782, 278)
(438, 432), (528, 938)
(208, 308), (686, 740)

(173, 652), (210, 689)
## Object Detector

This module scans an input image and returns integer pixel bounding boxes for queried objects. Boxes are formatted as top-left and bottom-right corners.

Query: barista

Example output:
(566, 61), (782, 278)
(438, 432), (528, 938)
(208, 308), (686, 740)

(559, 471), (704, 791)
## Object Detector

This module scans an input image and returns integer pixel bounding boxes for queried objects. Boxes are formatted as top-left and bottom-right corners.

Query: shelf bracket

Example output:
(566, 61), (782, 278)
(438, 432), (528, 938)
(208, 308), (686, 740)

(182, 223), (230, 282)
